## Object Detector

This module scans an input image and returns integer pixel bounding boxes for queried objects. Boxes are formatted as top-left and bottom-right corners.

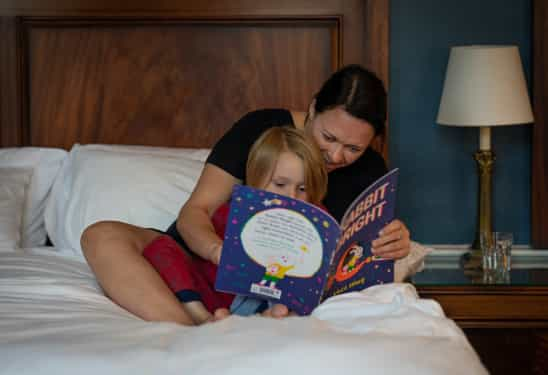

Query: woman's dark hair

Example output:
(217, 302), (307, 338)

(314, 65), (387, 136)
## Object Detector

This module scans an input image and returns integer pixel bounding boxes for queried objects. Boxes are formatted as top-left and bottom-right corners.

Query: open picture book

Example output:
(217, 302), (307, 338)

(215, 169), (399, 315)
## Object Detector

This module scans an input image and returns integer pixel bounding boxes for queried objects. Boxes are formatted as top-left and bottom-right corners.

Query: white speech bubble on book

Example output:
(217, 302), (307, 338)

(241, 208), (323, 277)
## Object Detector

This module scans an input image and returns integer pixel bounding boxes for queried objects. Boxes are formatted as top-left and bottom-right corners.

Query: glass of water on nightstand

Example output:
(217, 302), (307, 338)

(480, 231), (513, 283)
(494, 232), (513, 273)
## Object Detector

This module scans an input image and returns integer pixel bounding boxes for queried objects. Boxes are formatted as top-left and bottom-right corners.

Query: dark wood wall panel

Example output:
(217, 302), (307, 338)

(24, 20), (335, 148)
(0, 17), (22, 146)
(364, 1), (390, 157)
(533, 0), (548, 248)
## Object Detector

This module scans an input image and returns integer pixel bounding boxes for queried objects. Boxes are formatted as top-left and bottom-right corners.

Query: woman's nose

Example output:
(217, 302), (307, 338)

(329, 145), (344, 164)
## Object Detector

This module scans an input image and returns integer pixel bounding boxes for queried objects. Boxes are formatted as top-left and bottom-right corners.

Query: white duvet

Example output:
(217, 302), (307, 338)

(0, 248), (487, 375)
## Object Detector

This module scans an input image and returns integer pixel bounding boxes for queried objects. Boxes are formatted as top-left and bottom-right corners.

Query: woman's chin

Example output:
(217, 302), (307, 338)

(326, 164), (343, 172)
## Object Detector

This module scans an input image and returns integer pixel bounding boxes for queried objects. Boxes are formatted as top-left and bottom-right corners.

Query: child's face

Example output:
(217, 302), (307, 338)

(261, 151), (308, 202)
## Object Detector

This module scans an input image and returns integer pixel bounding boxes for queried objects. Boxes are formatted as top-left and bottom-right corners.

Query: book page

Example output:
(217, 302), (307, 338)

(241, 208), (324, 277)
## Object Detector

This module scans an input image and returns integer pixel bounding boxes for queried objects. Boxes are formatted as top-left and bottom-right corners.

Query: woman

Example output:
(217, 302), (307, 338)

(81, 65), (411, 324)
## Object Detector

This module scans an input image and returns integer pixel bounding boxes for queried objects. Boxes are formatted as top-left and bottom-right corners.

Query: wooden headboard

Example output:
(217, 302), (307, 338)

(0, 1), (388, 153)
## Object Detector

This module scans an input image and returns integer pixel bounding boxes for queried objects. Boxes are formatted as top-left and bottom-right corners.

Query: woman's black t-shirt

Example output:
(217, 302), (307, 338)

(206, 108), (388, 222)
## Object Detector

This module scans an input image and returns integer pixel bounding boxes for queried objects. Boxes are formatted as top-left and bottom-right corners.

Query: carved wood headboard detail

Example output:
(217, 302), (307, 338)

(0, 0), (389, 155)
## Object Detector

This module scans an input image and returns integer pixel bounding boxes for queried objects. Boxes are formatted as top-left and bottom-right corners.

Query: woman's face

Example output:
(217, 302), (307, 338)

(306, 107), (375, 172)
(261, 151), (308, 201)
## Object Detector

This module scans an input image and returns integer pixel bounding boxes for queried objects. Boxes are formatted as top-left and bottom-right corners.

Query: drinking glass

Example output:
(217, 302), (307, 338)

(480, 231), (513, 274)
(494, 232), (513, 273)
(480, 232), (497, 272)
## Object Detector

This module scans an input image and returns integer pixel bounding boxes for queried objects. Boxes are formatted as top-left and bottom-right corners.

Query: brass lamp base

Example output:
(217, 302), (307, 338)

(461, 249), (483, 270)
(462, 149), (495, 271)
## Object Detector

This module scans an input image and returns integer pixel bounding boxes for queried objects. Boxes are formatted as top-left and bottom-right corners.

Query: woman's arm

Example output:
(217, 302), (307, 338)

(177, 163), (241, 264)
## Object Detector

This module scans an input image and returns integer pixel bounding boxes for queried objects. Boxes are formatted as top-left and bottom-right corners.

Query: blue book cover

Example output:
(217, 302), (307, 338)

(215, 169), (398, 315)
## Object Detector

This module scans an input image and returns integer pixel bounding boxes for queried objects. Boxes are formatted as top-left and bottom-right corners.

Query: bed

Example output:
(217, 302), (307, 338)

(0, 250), (486, 375)
(0, 1), (486, 374)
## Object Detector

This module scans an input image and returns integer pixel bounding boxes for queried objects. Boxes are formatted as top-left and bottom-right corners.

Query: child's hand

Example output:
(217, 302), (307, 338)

(371, 219), (410, 260)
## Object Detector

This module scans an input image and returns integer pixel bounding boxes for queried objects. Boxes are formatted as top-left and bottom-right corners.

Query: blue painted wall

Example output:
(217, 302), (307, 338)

(389, 0), (532, 245)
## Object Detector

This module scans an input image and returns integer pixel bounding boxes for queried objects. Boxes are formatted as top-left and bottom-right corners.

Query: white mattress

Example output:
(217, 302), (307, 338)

(0, 248), (487, 374)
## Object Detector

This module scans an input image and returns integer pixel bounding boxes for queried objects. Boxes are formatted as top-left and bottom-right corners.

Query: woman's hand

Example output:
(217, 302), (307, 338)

(207, 242), (223, 265)
(371, 219), (410, 260)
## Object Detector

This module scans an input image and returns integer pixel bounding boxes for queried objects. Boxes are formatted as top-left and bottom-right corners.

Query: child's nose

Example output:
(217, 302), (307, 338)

(286, 190), (297, 199)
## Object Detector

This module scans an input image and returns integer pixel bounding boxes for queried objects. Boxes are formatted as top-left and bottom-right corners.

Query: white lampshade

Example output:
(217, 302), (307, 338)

(437, 45), (534, 127)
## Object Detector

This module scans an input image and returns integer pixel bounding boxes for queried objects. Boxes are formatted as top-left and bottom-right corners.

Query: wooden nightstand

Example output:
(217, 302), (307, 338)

(411, 250), (548, 375)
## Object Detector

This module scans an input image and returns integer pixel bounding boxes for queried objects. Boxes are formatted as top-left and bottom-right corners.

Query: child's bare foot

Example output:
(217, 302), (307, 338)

(213, 308), (231, 321)
(197, 308), (230, 324)
(261, 303), (289, 318)
(260, 304), (298, 318)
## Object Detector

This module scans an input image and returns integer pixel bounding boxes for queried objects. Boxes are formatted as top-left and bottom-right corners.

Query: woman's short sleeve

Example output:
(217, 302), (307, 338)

(206, 109), (294, 181)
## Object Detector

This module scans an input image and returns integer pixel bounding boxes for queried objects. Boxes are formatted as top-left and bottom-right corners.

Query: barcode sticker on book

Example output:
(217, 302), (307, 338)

(251, 283), (282, 299)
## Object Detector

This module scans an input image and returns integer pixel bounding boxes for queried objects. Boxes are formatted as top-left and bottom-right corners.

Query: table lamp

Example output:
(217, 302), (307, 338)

(436, 45), (534, 267)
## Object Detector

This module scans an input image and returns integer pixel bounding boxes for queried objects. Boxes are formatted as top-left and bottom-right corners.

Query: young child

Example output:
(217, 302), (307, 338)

(142, 126), (327, 324)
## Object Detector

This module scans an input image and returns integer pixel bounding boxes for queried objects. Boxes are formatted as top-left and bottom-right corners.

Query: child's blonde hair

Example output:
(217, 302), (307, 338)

(246, 126), (327, 205)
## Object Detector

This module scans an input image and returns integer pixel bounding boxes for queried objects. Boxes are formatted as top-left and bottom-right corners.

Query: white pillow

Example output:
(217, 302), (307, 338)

(0, 168), (32, 250)
(0, 148), (67, 247)
(44, 144), (210, 256)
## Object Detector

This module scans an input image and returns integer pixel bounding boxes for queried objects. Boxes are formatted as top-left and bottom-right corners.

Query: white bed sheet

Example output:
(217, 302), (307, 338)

(0, 248), (487, 375)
